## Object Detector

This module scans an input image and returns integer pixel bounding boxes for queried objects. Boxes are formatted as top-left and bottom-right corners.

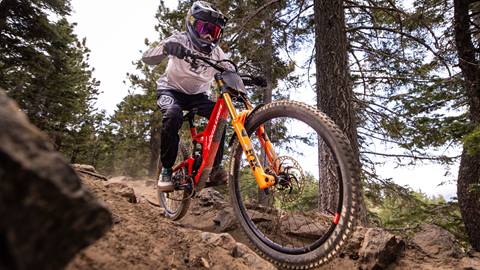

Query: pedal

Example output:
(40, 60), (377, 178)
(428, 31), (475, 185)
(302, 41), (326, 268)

(176, 183), (193, 190)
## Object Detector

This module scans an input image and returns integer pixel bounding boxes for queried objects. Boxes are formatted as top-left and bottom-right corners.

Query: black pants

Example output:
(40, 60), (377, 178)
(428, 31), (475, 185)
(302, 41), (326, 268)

(157, 89), (225, 169)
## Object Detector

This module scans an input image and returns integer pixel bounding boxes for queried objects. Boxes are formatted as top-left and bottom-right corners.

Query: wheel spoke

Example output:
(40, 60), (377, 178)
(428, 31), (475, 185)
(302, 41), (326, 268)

(228, 101), (359, 268)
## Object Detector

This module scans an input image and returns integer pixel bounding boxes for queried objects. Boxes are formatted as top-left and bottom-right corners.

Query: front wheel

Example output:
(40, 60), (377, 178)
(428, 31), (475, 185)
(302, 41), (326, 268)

(228, 100), (360, 269)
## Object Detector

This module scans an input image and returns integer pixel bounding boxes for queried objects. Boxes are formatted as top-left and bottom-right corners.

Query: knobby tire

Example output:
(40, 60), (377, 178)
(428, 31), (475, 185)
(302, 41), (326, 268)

(228, 100), (360, 269)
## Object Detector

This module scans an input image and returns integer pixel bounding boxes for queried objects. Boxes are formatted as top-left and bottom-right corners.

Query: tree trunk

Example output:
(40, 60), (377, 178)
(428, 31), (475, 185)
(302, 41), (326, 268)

(314, 0), (368, 225)
(454, 0), (480, 251)
(258, 8), (274, 206)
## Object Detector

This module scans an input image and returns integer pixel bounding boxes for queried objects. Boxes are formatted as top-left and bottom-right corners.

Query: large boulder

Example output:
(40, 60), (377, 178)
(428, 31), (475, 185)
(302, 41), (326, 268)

(358, 227), (405, 269)
(411, 224), (463, 259)
(0, 90), (112, 270)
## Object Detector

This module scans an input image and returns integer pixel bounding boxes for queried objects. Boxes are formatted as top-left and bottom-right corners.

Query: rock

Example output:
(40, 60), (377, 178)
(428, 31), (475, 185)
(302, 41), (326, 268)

(458, 252), (480, 269)
(359, 228), (405, 270)
(72, 164), (108, 180)
(0, 89), (112, 270)
(200, 232), (237, 250)
(411, 224), (462, 259)
(340, 226), (368, 260)
(232, 242), (275, 269)
(197, 188), (225, 207)
(71, 164), (97, 173)
(214, 209), (238, 232)
(104, 182), (137, 203)
(192, 231), (275, 270)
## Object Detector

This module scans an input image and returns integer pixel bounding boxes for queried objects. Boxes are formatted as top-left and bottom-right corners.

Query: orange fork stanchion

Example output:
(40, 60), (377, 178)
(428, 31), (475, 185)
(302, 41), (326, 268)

(222, 92), (275, 190)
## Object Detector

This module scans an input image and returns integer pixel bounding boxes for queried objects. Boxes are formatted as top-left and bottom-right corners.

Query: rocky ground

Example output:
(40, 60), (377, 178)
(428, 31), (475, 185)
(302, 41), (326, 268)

(67, 165), (274, 270)
(3, 89), (478, 270)
(70, 165), (480, 270)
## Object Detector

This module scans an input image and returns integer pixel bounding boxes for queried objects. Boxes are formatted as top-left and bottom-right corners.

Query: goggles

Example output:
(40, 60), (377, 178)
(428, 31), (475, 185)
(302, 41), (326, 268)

(195, 19), (222, 41)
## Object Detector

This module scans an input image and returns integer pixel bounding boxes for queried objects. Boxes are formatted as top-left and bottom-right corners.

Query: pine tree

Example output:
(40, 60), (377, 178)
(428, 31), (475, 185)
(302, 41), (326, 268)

(313, 0), (368, 225)
(107, 93), (155, 176)
(0, 0), (101, 161)
(453, 0), (480, 251)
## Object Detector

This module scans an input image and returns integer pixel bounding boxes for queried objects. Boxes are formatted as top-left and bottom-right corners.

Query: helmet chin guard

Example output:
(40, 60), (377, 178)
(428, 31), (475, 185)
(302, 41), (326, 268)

(185, 1), (227, 54)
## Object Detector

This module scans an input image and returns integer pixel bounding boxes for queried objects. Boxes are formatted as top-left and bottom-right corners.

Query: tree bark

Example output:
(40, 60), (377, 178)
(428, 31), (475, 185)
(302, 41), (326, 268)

(314, 0), (368, 225)
(258, 7), (274, 206)
(454, 0), (480, 251)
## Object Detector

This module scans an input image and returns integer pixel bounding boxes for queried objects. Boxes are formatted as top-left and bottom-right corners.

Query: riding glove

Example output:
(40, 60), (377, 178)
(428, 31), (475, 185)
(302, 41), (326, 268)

(164, 42), (187, 59)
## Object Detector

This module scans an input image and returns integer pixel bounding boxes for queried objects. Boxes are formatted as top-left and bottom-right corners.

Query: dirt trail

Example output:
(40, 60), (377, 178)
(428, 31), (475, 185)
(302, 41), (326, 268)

(70, 171), (480, 270)
(67, 173), (275, 270)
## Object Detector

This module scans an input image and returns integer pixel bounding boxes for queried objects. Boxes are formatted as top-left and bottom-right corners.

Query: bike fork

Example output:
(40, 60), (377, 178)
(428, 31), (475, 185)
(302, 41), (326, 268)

(223, 93), (276, 190)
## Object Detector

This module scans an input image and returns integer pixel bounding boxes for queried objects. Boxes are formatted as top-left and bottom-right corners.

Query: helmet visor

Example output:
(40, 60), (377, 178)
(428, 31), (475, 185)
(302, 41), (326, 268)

(195, 19), (222, 42)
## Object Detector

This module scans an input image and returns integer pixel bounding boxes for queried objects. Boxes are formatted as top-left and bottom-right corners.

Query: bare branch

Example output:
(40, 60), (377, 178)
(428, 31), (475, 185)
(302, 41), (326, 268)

(347, 26), (452, 76)
(361, 151), (459, 161)
(229, 0), (281, 44)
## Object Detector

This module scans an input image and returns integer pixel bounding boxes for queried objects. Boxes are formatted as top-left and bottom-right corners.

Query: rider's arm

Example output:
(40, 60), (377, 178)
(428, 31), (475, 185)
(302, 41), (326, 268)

(142, 32), (183, 65)
(215, 47), (236, 72)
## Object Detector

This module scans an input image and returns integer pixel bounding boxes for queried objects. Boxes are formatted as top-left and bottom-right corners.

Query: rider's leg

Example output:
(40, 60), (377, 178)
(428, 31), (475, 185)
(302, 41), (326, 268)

(157, 91), (184, 191)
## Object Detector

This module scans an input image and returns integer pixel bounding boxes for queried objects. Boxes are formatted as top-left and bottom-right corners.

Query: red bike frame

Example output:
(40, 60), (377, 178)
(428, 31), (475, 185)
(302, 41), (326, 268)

(171, 96), (229, 189)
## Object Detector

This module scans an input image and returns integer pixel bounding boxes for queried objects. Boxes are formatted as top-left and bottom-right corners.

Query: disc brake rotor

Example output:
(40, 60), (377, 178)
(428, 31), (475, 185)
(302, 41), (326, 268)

(271, 156), (306, 202)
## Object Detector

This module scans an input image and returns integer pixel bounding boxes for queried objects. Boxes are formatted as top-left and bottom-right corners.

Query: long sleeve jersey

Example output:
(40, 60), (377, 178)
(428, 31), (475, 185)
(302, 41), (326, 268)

(142, 31), (231, 95)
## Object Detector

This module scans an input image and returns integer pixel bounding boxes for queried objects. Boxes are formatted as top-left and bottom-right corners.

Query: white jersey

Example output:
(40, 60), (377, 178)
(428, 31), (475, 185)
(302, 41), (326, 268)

(142, 31), (231, 95)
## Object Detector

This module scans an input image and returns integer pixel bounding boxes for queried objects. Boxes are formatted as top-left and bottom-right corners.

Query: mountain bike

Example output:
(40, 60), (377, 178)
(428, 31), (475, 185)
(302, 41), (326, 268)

(156, 50), (360, 269)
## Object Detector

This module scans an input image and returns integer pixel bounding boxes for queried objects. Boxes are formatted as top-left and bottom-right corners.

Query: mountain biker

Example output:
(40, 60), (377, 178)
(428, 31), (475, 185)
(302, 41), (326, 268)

(142, 1), (230, 192)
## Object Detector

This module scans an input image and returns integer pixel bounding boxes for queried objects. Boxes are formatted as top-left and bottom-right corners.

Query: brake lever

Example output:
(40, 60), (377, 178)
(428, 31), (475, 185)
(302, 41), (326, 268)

(184, 50), (200, 69)
(190, 57), (199, 70)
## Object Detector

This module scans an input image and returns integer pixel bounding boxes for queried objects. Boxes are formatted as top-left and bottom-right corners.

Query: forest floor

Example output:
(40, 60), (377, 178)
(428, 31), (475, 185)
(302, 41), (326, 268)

(68, 167), (480, 270)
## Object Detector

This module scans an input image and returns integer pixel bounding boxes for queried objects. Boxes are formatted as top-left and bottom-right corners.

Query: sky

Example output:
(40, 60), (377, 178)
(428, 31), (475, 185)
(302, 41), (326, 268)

(68, 0), (458, 200)
(68, 0), (179, 113)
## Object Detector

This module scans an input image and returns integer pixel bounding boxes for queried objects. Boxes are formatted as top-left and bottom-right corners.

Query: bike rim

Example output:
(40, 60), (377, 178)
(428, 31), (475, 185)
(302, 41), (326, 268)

(234, 113), (345, 255)
(159, 191), (184, 216)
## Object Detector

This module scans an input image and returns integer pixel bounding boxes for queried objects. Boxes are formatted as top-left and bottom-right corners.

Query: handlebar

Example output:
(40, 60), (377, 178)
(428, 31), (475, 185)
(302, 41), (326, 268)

(183, 50), (267, 88)
(184, 49), (231, 72)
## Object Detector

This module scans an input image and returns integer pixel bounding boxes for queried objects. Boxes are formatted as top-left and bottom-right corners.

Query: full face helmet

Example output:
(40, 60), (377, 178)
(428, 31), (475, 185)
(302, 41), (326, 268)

(185, 1), (227, 54)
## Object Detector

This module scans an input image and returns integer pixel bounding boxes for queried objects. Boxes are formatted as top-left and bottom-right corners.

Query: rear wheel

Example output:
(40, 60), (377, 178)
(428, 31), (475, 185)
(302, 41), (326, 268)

(228, 100), (360, 269)
(157, 142), (192, 220)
